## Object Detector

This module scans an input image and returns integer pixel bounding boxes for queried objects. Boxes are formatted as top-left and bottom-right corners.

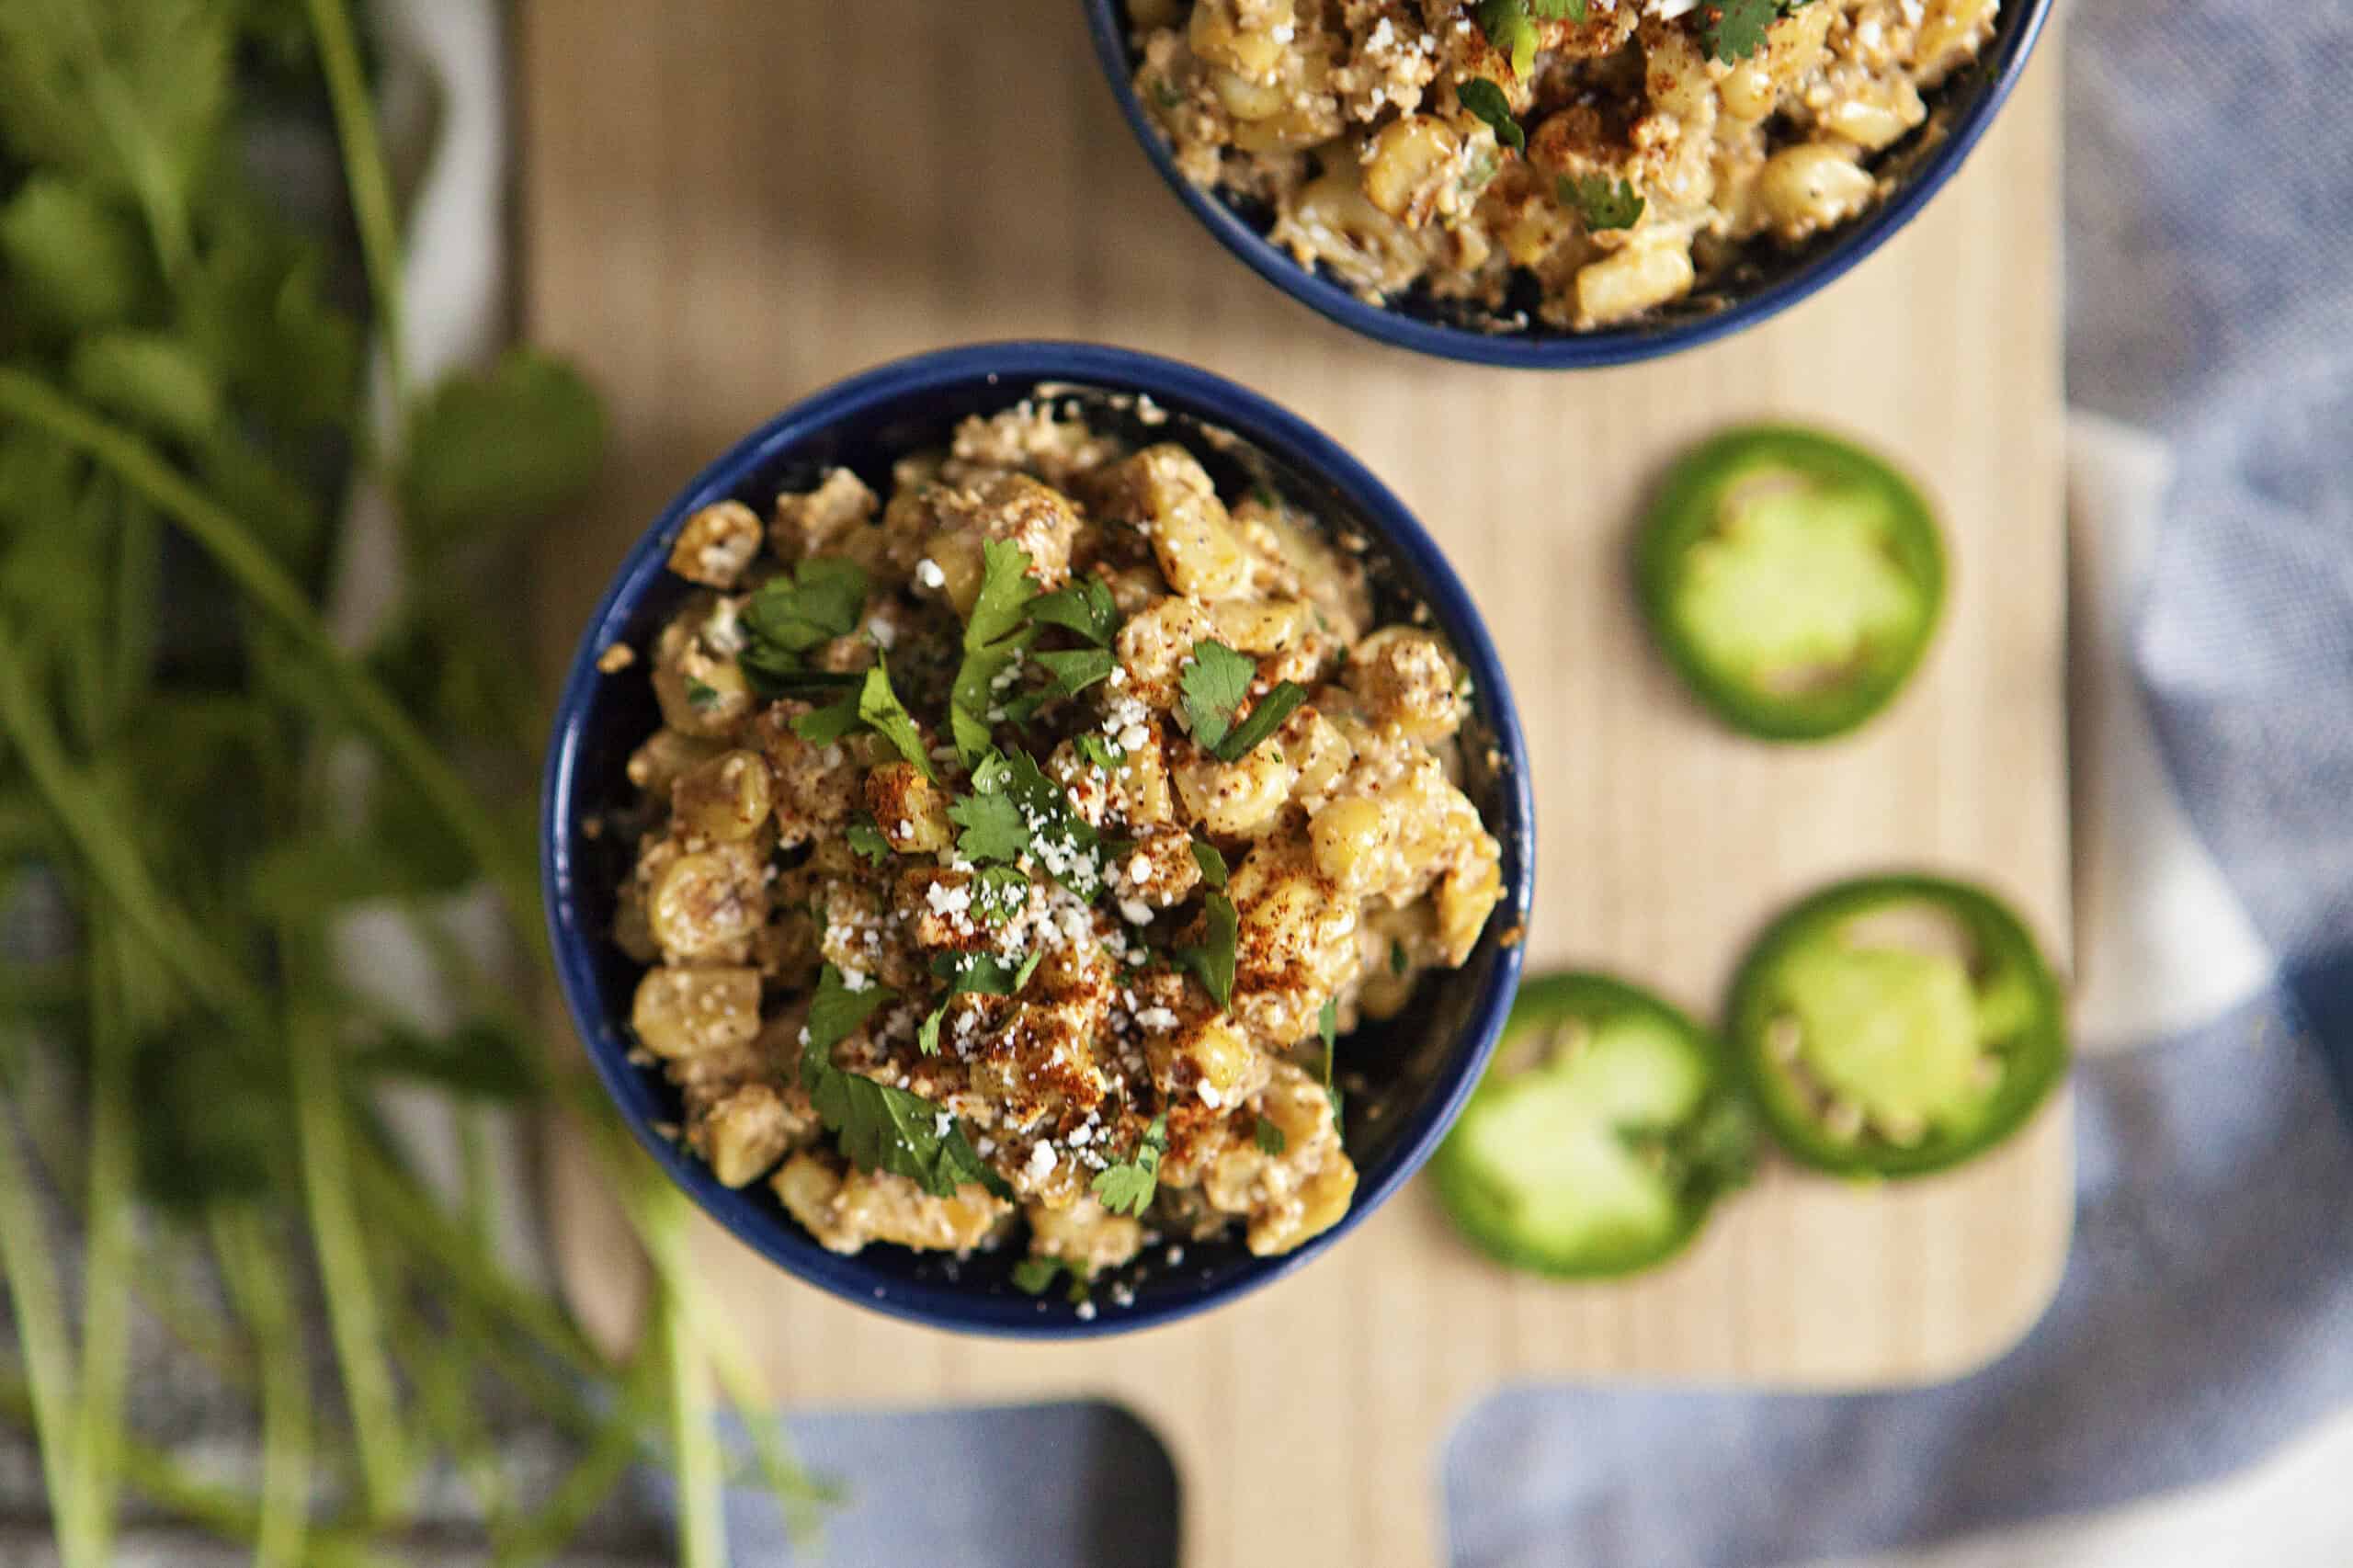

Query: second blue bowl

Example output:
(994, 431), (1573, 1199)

(1083, 1), (2056, 369)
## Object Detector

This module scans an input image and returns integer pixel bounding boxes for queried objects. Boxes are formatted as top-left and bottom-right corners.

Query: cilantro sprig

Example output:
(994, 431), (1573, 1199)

(1091, 1114), (1170, 1216)
(1179, 641), (1308, 763)
(800, 966), (1011, 1198)
(0, 0), (851, 1551)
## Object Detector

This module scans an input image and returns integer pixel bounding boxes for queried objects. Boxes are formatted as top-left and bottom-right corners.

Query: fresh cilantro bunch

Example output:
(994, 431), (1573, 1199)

(0, 4), (826, 1563)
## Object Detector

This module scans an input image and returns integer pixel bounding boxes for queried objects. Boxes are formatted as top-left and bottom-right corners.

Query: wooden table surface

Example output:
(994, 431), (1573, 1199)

(522, 5), (2072, 1562)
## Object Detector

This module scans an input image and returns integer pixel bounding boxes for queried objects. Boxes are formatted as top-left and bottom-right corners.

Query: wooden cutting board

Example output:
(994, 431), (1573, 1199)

(521, 4), (2071, 1562)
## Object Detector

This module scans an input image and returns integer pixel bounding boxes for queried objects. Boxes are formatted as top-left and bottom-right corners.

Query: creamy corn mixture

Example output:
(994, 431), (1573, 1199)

(605, 400), (1505, 1290)
(1132, 0), (2000, 329)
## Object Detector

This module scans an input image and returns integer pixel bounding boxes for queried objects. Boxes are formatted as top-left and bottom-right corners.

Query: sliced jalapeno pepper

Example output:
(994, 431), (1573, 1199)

(1637, 426), (1945, 741)
(1726, 875), (2066, 1178)
(1433, 973), (1757, 1278)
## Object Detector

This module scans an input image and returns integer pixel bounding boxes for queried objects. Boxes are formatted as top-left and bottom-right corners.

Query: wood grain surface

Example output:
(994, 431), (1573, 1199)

(521, 5), (2072, 1562)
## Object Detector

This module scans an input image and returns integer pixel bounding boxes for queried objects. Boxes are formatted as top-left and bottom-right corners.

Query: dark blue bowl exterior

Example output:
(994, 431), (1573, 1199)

(543, 342), (1535, 1338)
(1083, 0), (2055, 369)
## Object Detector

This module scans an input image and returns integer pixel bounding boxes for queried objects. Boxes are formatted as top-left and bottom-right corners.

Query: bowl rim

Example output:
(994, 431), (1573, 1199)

(1080, 0), (2058, 369)
(541, 340), (1537, 1337)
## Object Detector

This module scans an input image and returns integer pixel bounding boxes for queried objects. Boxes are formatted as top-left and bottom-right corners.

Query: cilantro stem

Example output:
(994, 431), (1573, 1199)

(0, 1369), (392, 1568)
(460, 1106), (496, 1248)
(351, 1142), (615, 1381)
(1, 1055), (256, 1391)
(302, 0), (409, 405)
(600, 1123), (835, 1538)
(0, 370), (543, 945)
(659, 1282), (730, 1568)
(288, 933), (415, 1524)
(0, 624), (269, 1026)
(0, 1105), (91, 1568)
(389, 1298), (516, 1542)
(210, 1208), (313, 1568)
(0, 798), (52, 856)
(63, 930), (135, 1566)
(493, 1340), (665, 1568)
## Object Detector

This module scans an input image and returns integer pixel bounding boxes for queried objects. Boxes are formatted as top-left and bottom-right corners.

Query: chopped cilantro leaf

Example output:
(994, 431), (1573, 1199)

(970, 750), (1013, 795)
(857, 657), (936, 781)
(950, 705), (995, 767)
(1178, 892), (1240, 1009)
(917, 1007), (946, 1056)
(1190, 838), (1229, 890)
(949, 789), (1028, 865)
(1254, 1117), (1287, 1155)
(1075, 733), (1125, 772)
(1011, 1255), (1090, 1304)
(972, 865), (1030, 926)
(1031, 646), (1117, 698)
(1091, 1114), (1169, 1216)
(800, 966), (1006, 1195)
(930, 949), (1040, 998)
(949, 540), (1040, 765)
(791, 691), (863, 745)
(1209, 679), (1307, 763)
(801, 1047), (1009, 1199)
(1473, 0), (1539, 79)
(1178, 640), (1256, 753)
(1469, 0), (1590, 86)
(1390, 939), (1409, 977)
(964, 539), (1038, 649)
(806, 963), (896, 1056)
(786, 658), (932, 774)
(684, 676), (721, 712)
(739, 645), (863, 701)
(1705, 0), (1809, 62)
(1456, 79), (1525, 153)
(1001, 748), (1102, 901)
(1029, 575), (1121, 646)
(846, 820), (893, 865)
(742, 556), (869, 655)
(1559, 173), (1646, 232)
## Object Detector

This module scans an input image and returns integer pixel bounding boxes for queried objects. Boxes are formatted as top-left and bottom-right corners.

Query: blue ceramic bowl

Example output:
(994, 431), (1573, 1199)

(1083, 0), (2055, 369)
(543, 342), (1535, 1336)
